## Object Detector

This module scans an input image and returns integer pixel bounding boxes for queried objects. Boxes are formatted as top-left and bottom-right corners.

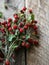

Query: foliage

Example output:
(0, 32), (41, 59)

(0, 7), (39, 65)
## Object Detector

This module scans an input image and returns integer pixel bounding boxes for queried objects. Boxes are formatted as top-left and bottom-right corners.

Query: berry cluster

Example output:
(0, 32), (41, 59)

(0, 7), (39, 65)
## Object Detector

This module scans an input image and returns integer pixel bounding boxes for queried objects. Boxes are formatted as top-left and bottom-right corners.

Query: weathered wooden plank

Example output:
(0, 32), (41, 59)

(27, 0), (49, 65)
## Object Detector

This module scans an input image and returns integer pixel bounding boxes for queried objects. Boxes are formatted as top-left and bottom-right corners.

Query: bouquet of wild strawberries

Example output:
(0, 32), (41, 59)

(0, 7), (39, 65)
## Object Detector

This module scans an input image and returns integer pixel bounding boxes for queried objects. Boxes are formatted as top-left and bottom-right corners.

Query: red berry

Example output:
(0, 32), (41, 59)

(1, 28), (5, 33)
(14, 19), (18, 23)
(24, 25), (28, 30)
(2, 21), (7, 25)
(33, 40), (38, 45)
(5, 59), (10, 65)
(33, 25), (38, 30)
(29, 9), (32, 13)
(7, 22), (11, 28)
(8, 27), (12, 31)
(22, 7), (26, 11)
(19, 28), (23, 33)
(8, 18), (12, 22)
(4, 24), (7, 28)
(25, 43), (30, 48)
(13, 25), (17, 30)
(14, 14), (19, 19)
(20, 22), (24, 27)
(22, 42), (26, 47)
(23, 19), (26, 22)
(28, 38), (33, 44)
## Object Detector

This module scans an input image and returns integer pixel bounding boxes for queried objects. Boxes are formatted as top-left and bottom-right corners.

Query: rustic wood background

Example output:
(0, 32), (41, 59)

(0, 0), (49, 65)
(27, 0), (49, 65)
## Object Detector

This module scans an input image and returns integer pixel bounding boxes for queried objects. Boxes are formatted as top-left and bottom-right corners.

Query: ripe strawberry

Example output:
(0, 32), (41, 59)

(25, 43), (30, 48)
(22, 42), (26, 47)
(33, 40), (38, 45)
(24, 25), (28, 30)
(8, 27), (12, 31)
(22, 7), (26, 11)
(29, 9), (32, 13)
(8, 18), (12, 22)
(19, 28), (23, 33)
(13, 25), (17, 30)
(5, 59), (10, 65)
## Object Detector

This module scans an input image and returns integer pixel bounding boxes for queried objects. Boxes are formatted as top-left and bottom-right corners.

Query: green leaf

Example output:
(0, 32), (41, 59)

(0, 12), (3, 18)
(31, 14), (35, 20)
(11, 45), (18, 49)
(15, 29), (19, 35)
(27, 15), (31, 22)
(8, 34), (15, 42)
(26, 34), (30, 40)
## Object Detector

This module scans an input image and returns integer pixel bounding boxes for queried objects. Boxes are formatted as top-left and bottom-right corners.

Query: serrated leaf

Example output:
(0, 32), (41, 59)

(8, 34), (15, 42)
